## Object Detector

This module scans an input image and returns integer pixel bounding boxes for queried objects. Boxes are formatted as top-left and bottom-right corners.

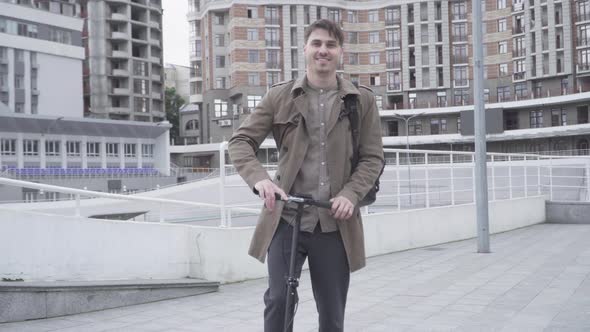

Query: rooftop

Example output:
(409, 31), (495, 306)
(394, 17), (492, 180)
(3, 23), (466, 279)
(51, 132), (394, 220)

(2, 223), (589, 331)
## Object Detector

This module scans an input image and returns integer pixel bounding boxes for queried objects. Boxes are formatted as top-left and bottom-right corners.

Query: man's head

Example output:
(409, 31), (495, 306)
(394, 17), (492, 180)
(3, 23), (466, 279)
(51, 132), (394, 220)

(303, 19), (344, 77)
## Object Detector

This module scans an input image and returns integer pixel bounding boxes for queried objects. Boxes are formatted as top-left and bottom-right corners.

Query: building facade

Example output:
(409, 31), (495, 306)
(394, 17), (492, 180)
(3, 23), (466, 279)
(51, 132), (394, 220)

(183, 0), (590, 155)
(81, 0), (165, 122)
(0, 0), (84, 117)
(164, 63), (190, 102)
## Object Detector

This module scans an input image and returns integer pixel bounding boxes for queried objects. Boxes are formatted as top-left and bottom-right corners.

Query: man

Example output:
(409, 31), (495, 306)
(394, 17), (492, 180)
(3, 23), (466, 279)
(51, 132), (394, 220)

(228, 19), (384, 331)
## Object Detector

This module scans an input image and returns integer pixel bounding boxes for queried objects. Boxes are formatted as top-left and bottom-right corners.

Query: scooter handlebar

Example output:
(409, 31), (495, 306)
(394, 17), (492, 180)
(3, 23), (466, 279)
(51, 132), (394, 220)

(274, 193), (332, 210)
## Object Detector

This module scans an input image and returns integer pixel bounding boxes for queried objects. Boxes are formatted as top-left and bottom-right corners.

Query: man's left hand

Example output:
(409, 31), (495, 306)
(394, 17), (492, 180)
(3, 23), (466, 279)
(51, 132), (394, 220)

(330, 196), (355, 220)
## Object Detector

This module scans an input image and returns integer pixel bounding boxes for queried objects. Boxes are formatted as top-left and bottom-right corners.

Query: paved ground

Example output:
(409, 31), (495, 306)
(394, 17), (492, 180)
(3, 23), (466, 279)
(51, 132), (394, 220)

(2, 223), (590, 332)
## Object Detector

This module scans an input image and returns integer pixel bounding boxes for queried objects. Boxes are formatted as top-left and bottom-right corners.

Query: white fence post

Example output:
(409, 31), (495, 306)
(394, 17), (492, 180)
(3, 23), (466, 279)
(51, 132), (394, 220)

(508, 155), (513, 199)
(219, 141), (227, 227)
(450, 152), (455, 205)
(537, 155), (541, 196)
(524, 155), (528, 198)
(75, 194), (81, 217)
(549, 156), (554, 201)
(425, 153), (430, 208)
(396, 152), (401, 210)
(491, 155), (496, 201)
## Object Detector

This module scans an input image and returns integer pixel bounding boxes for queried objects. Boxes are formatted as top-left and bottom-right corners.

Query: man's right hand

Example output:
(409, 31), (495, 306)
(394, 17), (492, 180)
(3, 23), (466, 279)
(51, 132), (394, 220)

(254, 179), (288, 211)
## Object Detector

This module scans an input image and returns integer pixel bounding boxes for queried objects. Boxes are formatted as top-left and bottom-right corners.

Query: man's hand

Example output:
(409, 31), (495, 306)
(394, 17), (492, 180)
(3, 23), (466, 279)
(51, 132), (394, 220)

(254, 179), (288, 211)
(330, 196), (355, 220)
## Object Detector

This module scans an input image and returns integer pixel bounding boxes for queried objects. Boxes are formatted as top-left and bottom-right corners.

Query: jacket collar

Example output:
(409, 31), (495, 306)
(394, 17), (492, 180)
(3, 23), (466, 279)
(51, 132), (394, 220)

(291, 74), (360, 98)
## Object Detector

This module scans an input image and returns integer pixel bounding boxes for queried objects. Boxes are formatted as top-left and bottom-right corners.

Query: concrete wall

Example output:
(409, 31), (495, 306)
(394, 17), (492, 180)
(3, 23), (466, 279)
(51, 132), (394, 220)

(546, 201), (590, 224)
(37, 52), (83, 118)
(0, 196), (545, 283)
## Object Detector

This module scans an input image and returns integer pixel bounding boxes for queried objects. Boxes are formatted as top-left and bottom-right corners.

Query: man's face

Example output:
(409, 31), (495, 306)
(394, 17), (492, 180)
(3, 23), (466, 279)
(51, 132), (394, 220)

(304, 28), (342, 76)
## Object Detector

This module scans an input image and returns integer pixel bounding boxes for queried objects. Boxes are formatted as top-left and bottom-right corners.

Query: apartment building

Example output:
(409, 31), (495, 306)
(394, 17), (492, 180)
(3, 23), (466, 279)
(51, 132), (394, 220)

(183, 0), (590, 156)
(0, 0), (84, 117)
(81, 0), (165, 122)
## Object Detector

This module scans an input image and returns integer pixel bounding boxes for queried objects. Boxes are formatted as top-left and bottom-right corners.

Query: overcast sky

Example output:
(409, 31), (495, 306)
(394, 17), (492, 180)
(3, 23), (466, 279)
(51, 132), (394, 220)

(162, 1), (189, 66)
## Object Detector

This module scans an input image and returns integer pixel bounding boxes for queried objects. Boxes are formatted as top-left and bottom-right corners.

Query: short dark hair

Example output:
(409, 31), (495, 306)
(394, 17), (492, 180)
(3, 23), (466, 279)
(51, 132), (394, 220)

(303, 19), (344, 47)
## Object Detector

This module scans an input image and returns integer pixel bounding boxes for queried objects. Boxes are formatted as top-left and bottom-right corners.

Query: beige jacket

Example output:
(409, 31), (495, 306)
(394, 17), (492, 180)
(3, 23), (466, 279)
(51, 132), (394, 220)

(228, 76), (384, 272)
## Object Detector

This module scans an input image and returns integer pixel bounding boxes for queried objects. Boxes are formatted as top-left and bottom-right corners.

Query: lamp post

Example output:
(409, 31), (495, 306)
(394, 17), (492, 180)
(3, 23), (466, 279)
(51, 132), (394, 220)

(392, 112), (425, 207)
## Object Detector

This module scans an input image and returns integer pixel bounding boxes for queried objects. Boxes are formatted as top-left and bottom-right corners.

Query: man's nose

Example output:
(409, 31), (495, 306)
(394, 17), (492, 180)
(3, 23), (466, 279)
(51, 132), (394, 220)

(318, 44), (328, 53)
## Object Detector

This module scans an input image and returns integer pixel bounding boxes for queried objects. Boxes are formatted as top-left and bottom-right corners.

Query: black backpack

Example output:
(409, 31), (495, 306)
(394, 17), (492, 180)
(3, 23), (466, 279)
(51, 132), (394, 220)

(343, 94), (384, 207)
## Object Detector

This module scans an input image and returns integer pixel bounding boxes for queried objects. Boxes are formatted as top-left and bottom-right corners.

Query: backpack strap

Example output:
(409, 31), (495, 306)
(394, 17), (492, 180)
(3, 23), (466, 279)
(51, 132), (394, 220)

(344, 94), (360, 171)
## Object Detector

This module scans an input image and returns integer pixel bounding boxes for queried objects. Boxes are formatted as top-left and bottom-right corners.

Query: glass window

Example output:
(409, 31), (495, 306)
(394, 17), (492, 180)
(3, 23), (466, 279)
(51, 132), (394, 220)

(215, 56), (225, 68)
(247, 28), (258, 41)
(369, 53), (380, 65)
(66, 141), (80, 157)
(368, 10), (379, 23)
(369, 32), (379, 43)
(87, 142), (100, 157)
(1, 138), (16, 155)
(23, 139), (39, 156)
(142, 144), (154, 158)
(214, 99), (228, 117)
(124, 143), (136, 157)
(247, 95), (262, 112)
(530, 110), (543, 128)
(45, 140), (60, 156)
(248, 50), (259, 63)
(498, 41), (507, 54)
(498, 18), (507, 32)
(248, 73), (260, 86)
(348, 10), (358, 23)
(106, 143), (119, 157)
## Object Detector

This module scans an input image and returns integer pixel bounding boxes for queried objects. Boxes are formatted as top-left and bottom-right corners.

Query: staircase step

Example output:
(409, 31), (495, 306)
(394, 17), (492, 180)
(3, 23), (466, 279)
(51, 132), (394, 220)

(0, 278), (219, 323)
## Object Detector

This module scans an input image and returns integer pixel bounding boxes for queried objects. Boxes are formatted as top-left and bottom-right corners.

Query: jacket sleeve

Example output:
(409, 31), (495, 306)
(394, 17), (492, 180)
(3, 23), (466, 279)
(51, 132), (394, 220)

(228, 89), (276, 192)
(336, 92), (385, 206)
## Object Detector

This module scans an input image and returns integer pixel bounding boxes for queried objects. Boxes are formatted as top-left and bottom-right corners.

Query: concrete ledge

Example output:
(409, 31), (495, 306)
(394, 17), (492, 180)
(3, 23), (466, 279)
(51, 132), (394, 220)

(0, 279), (219, 323)
(546, 201), (590, 224)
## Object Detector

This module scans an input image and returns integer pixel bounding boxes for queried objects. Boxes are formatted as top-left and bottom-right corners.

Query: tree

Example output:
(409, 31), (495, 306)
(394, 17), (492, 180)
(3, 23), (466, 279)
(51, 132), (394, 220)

(165, 87), (185, 143)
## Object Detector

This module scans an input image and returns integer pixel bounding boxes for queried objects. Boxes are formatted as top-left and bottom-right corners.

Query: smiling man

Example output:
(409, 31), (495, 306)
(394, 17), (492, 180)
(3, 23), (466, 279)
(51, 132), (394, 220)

(228, 19), (384, 331)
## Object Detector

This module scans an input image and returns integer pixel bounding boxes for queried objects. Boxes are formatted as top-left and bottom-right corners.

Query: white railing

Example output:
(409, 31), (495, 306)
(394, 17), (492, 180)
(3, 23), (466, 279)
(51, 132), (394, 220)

(2, 146), (589, 227)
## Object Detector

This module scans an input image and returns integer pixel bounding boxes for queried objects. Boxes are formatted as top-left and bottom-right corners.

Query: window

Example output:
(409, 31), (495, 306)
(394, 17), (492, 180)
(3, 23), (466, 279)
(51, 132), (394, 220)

(453, 23), (467, 41)
(248, 50), (259, 63)
(247, 7), (258, 19)
(505, 111), (519, 130)
(45, 140), (60, 156)
(134, 97), (149, 113)
(430, 118), (447, 135)
(216, 56), (225, 68)
(214, 34), (224, 47)
(15, 50), (24, 62)
(457, 117), (462, 132)
(1, 138), (16, 156)
(124, 143), (136, 157)
(67, 141), (80, 157)
(215, 77), (226, 89)
(134, 79), (149, 94)
(551, 109), (567, 126)
(248, 73), (260, 86)
(142, 144), (154, 158)
(452, 2), (466, 20)
(214, 99), (228, 117)
(498, 41), (507, 54)
(497, 0), (506, 9)
(185, 119), (199, 130)
(454, 89), (469, 105)
(106, 143), (119, 157)
(409, 120), (422, 135)
(328, 8), (340, 23)
(370, 74), (380, 86)
(515, 82), (528, 98)
(133, 60), (148, 76)
(247, 28), (258, 41)
(498, 18), (507, 32)
(497, 86), (511, 102)
(369, 53), (380, 65)
(369, 32), (379, 44)
(454, 67), (468, 87)
(368, 10), (379, 23)
(265, 6), (279, 25)
(214, 13), (224, 25)
(349, 53), (359, 65)
(23, 139), (39, 156)
(15, 74), (24, 89)
(453, 45), (467, 63)
(15, 102), (24, 113)
(530, 110), (543, 128)
(87, 142), (100, 157)
(348, 10), (358, 23)
(348, 32), (358, 44)
(375, 96), (383, 110)
(267, 72), (279, 88)
(350, 74), (359, 87)
(499, 63), (508, 76)
(247, 95), (262, 112)
(265, 28), (280, 47)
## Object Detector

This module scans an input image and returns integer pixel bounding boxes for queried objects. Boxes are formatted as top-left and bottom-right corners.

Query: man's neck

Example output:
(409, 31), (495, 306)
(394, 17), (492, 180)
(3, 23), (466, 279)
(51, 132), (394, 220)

(306, 71), (337, 90)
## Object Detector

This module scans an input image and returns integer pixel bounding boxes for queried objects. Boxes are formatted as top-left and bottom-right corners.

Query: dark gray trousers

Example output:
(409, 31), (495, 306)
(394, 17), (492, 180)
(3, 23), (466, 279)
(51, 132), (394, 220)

(264, 220), (350, 332)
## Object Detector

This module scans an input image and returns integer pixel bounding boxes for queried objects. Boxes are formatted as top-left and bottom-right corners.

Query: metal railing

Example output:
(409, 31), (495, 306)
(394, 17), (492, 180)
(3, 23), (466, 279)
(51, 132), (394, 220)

(3, 147), (589, 226)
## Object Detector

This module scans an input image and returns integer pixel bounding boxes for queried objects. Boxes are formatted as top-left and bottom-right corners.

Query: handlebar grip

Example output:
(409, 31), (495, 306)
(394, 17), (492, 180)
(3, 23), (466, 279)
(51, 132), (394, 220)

(312, 200), (333, 210)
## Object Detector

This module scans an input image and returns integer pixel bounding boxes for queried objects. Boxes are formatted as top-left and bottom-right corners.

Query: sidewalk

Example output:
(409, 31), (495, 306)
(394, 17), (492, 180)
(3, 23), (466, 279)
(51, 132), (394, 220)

(2, 223), (589, 331)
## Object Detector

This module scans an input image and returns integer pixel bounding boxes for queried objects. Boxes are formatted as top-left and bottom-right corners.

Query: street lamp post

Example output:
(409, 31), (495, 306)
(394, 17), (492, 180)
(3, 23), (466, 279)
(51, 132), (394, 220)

(392, 112), (425, 207)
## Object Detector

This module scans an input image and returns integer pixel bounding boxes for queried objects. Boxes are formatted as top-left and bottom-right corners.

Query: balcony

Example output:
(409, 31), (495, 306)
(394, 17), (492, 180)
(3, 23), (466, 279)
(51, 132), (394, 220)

(577, 63), (590, 72)
(112, 69), (129, 76)
(111, 13), (128, 21)
(452, 13), (467, 20)
(385, 18), (401, 26)
(577, 13), (590, 22)
(453, 55), (468, 64)
(112, 88), (130, 95)
(151, 74), (161, 81)
(149, 38), (160, 46)
(513, 72), (526, 81)
(149, 21), (160, 29)
(386, 40), (400, 48)
(265, 17), (280, 25)
(513, 49), (526, 57)
(578, 38), (590, 47)
(453, 35), (467, 42)
(512, 26), (524, 34)
(111, 31), (128, 40)
(150, 56), (161, 63)
(513, 2), (524, 11)
(111, 50), (129, 58)
(266, 61), (280, 69)
(386, 61), (401, 69)
(454, 79), (468, 87)
(151, 92), (162, 99)
(265, 40), (280, 47)
(387, 83), (401, 91)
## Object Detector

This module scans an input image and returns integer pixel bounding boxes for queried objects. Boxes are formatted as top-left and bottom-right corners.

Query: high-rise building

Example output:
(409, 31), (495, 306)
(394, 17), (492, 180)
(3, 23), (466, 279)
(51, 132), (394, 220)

(183, 0), (590, 156)
(0, 0), (84, 117)
(81, 0), (165, 122)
